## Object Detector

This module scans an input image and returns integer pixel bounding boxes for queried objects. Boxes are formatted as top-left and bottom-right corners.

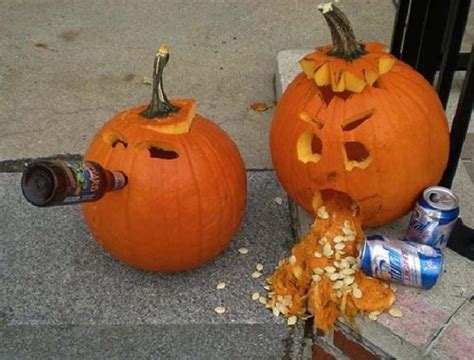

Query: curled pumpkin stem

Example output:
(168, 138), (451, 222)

(141, 44), (180, 119)
(318, 3), (367, 61)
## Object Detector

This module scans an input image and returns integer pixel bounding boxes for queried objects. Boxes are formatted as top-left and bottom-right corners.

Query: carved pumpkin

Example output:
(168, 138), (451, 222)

(82, 46), (247, 272)
(270, 3), (450, 227)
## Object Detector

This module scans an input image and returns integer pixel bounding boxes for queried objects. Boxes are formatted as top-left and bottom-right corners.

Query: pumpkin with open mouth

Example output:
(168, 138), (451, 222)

(82, 46), (247, 272)
(270, 3), (450, 227)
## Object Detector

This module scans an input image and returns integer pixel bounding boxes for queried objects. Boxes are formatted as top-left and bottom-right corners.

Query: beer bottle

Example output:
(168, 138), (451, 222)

(21, 160), (127, 207)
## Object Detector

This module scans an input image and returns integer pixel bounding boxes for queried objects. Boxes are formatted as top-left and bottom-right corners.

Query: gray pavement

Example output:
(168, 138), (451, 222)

(0, 0), (397, 169)
(0, 171), (304, 359)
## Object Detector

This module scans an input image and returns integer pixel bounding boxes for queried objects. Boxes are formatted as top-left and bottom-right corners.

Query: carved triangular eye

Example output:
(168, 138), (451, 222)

(342, 109), (375, 131)
(343, 142), (372, 171)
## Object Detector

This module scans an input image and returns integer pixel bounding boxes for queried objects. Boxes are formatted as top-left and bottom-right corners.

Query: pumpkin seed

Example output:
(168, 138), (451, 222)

(343, 227), (354, 235)
(333, 280), (344, 289)
(314, 268), (324, 275)
(324, 266), (336, 273)
(352, 288), (363, 298)
(216, 282), (226, 290)
(345, 256), (357, 264)
(340, 260), (349, 269)
(272, 307), (280, 317)
(336, 290), (343, 298)
(314, 251), (322, 258)
(334, 236), (345, 243)
(319, 237), (328, 245)
(335, 243), (345, 250)
(289, 255), (297, 265)
(342, 268), (355, 275)
(335, 253), (341, 260)
(389, 308), (403, 318)
(259, 296), (267, 305)
(238, 247), (249, 255)
(368, 312), (378, 321)
(274, 197), (283, 205)
(252, 292), (260, 300)
(345, 234), (356, 242)
(312, 274), (322, 282)
(263, 285), (270, 291)
(256, 263), (264, 271)
(323, 243), (332, 256)
(344, 276), (355, 286)
(214, 306), (226, 314)
(317, 206), (329, 219)
(329, 273), (339, 281)
(252, 271), (262, 279)
(287, 315), (297, 326)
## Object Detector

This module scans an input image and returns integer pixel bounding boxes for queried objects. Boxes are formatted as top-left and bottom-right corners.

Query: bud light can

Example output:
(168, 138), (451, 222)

(358, 235), (443, 289)
(405, 186), (459, 249)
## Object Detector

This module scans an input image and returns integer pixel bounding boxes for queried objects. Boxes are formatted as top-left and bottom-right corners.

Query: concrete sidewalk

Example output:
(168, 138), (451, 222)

(0, 0), (397, 169)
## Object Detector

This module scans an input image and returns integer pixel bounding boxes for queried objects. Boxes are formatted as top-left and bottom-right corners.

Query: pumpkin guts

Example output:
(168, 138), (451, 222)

(264, 195), (396, 333)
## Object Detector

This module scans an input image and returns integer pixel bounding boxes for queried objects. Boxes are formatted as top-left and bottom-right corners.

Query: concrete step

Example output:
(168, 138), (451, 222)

(0, 171), (304, 359)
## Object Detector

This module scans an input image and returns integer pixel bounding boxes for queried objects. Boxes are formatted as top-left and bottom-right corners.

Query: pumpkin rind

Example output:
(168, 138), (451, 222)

(81, 47), (246, 272)
(82, 104), (247, 272)
(270, 4), (449, 227)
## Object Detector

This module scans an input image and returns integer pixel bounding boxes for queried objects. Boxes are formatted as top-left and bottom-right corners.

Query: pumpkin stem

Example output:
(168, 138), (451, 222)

(318, 3), (367, 61)
(141, 45), (180, 119)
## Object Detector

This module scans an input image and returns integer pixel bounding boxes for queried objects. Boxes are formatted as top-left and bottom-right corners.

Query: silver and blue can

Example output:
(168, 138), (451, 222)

(404, 186), (459, 249)
(358, 235), (443, 289)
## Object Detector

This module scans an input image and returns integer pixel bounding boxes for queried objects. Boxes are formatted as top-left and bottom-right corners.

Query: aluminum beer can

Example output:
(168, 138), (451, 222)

(404, 186), (459, 248)
(358, 235), (443, 289)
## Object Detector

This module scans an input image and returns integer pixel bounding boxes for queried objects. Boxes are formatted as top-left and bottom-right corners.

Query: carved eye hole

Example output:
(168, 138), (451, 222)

(343, 142), (372, 171)
(102, 130), (128, 149)
(135, 141), (180, 160)
(297, 132), (322, 164)
(342, 109), (375, 131)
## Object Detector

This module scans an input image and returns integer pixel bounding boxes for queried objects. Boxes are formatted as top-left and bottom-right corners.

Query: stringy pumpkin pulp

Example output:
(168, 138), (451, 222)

(266, 196), (395, 333)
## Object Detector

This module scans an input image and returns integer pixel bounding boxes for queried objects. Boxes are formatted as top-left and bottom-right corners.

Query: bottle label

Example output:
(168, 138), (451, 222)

(62, 161), (105, 204)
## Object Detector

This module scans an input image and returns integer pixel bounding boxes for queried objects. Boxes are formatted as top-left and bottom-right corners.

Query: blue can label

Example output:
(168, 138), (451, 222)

(404, 187), (459, 248)
(358, 235), (443, 289)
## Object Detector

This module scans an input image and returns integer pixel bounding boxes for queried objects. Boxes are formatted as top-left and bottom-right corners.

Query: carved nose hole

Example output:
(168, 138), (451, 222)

(342, 109), (375, 131)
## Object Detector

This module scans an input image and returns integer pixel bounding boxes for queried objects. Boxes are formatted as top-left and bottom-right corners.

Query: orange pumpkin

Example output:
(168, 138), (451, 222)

(270, 3), (449, 227)
(82, 46), (247, 272)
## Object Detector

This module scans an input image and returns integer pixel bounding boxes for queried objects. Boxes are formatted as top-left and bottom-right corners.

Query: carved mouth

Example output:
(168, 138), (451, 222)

(311, 189), (360, 216)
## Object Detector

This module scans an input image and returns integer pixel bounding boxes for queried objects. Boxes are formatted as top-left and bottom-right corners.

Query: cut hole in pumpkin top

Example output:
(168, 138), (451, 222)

(135, 141), (180, 160)
(102, 130), (128, 149)
(318, 86), (353, 106)
(343, 142), (372, 171)
(342, 109), (375, 131)
(297, 132), (323, 164)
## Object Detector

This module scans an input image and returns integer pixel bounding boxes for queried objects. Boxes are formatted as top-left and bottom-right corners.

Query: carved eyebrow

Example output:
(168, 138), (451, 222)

(299, 111), (324, 129)
(342, 108), (375, 131)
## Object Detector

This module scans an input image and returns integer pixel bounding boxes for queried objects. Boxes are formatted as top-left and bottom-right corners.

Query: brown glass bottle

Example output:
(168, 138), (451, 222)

(21, 160), (127, 207)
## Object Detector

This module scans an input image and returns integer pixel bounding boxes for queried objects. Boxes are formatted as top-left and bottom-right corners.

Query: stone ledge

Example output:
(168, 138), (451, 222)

(0, 171), (303, 359)
(277, 50), (474, 360)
